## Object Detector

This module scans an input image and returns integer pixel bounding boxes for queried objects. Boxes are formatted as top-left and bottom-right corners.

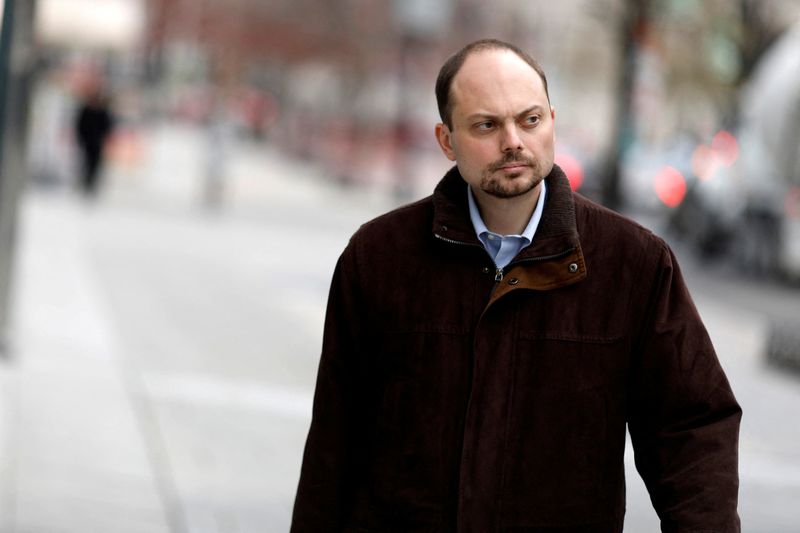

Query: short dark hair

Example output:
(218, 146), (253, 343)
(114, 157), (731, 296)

(435, 39), (550, 129)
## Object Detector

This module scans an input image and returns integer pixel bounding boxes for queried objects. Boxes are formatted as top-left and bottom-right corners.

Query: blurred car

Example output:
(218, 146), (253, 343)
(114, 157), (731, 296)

(668, 22), (800, 281)
(621, 136), (696, 213)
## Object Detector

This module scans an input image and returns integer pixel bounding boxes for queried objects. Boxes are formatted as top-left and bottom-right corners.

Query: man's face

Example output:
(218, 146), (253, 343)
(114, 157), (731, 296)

(435, 49), (555, 201)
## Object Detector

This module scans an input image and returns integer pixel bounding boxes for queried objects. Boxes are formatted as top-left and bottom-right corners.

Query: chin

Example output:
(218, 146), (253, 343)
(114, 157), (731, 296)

(484, 174), (542, 199)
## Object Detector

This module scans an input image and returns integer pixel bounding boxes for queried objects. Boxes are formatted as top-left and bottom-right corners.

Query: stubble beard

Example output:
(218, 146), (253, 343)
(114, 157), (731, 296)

(480, 152), (544, 199)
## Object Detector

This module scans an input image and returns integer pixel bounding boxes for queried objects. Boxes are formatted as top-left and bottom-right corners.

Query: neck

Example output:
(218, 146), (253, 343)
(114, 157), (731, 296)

(472, 183), (542, 235)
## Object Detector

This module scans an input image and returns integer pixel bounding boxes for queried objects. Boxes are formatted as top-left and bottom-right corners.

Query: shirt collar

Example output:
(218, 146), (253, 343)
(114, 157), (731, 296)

(467, 179), (548, 243)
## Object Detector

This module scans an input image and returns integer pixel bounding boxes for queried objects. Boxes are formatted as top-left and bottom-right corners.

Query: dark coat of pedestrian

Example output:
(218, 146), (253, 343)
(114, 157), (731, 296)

(74, 89), (114, 196)
(291, 39), (741, 533)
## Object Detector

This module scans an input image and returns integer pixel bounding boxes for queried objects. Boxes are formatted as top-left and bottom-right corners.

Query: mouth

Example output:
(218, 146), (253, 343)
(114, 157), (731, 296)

(497, 163), (530, 172)
(490, 155), (534, 173)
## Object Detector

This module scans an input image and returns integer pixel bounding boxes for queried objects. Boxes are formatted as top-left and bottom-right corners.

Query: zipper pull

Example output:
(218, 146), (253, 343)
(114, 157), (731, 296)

(494, 267), (504, 282)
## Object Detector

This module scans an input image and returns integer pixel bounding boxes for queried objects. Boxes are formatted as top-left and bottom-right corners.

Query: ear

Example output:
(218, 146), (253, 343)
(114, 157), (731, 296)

(435, 123), (457, 161)
(550, 106), (556, 121)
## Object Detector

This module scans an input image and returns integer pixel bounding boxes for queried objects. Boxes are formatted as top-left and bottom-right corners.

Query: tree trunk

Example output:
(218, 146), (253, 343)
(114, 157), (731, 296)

(602, 0), (649, 211)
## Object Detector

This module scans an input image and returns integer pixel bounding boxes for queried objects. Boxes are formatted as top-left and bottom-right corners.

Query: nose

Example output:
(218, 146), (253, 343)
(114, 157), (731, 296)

(500, 123), (523, 152)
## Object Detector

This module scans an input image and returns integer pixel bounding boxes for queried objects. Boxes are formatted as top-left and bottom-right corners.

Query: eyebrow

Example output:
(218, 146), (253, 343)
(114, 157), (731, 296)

(466, 105), (546, 121)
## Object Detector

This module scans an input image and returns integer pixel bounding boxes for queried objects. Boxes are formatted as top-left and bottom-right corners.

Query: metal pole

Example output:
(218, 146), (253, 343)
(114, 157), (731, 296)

(0, 0), (14, 168)
(0, 0), (36, 357)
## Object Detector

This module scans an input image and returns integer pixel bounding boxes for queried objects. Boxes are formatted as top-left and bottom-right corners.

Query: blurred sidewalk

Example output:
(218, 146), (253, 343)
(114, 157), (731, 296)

(0, 122), (400, 533)
(0, 122), (798, 532)
(1, 192), (172, 532)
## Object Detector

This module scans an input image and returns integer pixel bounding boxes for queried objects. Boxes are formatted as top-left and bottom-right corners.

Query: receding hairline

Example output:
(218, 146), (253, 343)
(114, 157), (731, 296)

(435, 39), (550, 128)
(452, 48), (548, 92)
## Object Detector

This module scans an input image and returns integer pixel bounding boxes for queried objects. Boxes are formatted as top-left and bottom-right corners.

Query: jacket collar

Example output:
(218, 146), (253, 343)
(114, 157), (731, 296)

(432, 164), (581, 257)
(431, 164), (587, 294)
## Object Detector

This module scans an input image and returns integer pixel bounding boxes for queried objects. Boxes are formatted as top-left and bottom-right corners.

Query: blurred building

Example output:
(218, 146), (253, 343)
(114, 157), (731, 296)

(37, 0), (144, 51)
(23, 0), (800, 205)
(140, 0), (625, 194)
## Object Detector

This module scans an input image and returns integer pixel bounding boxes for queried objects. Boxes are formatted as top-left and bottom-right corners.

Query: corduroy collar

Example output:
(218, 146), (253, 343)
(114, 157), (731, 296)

(431, 164), (581, 259)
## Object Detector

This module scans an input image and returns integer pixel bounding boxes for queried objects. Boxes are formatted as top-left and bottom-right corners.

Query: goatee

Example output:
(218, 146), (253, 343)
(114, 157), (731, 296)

(480, 152), (543, 199)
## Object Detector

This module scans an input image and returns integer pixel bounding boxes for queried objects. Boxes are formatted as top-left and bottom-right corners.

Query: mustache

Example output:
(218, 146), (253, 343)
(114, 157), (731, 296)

(488, 152), (535, 172)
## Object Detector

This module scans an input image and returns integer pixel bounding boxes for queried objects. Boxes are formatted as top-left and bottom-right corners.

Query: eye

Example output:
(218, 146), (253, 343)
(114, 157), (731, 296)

(522, 115), (540, 127)
(475, 121), (494, 131)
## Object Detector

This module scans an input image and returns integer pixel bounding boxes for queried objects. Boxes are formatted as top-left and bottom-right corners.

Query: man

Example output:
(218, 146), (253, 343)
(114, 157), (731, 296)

(74, 86), (115, 196)
(291, 39), (741, 533)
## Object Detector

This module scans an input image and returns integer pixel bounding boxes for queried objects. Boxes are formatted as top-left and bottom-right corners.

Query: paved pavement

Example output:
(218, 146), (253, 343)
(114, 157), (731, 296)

(0, 122), (798, 532)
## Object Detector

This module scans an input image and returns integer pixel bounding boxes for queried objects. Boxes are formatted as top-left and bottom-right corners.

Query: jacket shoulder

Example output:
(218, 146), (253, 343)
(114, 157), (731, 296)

(572, 192), (676, 285)
(573, 193), (668, 252)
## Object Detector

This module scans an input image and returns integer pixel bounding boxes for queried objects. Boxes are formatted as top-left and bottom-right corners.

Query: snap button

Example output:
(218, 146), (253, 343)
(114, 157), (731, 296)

(482, 267), (490, 274)
(508, 278), (520, 285)
(568, 263), (579, 273)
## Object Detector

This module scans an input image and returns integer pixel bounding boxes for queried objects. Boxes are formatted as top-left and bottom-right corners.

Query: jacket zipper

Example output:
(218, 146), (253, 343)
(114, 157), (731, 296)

(434, 233), (507, 281)
(433, 233), (483, 248)
(494, 267), (504, 282)
(435, 233), (576, 525)
(434, 233), (576, 281)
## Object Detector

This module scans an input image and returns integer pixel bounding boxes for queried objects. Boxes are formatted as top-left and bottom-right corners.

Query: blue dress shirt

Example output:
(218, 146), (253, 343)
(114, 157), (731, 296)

(467, 180), (547, 269)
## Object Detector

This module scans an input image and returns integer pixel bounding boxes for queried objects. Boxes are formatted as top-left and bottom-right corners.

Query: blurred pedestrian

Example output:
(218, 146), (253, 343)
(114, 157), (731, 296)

(292, 39), (741, 532)
(74, 87), (114, 196)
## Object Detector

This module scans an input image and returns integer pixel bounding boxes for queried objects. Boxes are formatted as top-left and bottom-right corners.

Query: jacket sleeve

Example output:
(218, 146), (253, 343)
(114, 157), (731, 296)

(290, 241), (368, 532)
(628, 242), (742, 533)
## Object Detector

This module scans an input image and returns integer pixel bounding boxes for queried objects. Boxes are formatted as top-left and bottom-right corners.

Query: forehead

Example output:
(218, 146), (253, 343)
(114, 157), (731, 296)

(450, 49), (547, 117)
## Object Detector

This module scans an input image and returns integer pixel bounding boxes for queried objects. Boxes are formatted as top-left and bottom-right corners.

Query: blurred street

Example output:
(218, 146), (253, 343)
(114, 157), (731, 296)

(0, 122), (798, 532)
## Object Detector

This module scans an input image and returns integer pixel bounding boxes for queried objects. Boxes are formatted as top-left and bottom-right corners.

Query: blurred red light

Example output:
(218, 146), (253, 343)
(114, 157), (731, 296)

(555, 152), (584, 191)
(691, 144), (717, 181)
(786, 187), (800, 219)
(711, 130), (739, 167)
(654, 166), (686, 208)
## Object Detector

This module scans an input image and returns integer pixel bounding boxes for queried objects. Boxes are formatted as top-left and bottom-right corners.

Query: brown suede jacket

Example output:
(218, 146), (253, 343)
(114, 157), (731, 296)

(291, 165), (741, 533)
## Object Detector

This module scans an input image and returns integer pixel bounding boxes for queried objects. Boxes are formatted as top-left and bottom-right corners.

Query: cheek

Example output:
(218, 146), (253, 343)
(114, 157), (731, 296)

(459, 139), (494, 162)
(529, 131), (555, 155)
